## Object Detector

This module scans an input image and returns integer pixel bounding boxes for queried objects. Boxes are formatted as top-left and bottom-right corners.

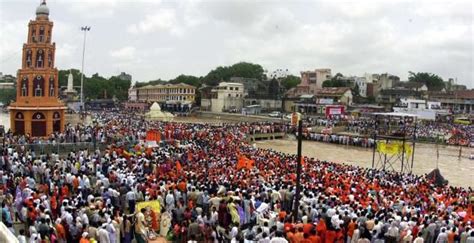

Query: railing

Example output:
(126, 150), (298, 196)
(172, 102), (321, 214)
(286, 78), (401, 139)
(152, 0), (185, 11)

(247, 132), (286, 142)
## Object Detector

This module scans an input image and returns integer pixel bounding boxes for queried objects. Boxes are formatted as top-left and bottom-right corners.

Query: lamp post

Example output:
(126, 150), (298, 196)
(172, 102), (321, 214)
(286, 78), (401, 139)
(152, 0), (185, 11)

(80, 26), (91, 112)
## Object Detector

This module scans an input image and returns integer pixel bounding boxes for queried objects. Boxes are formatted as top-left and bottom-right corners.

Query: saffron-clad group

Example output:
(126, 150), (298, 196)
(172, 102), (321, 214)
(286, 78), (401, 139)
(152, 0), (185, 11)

(0, 112), (473, 243)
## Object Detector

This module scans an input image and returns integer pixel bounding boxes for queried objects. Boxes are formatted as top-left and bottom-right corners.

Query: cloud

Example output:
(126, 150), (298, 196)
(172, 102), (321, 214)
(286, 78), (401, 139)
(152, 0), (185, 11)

(56, 43), (78, 58)
(60, 0), (119, 18)
(0, 0), (472, 87)
(109, 46), (136, 59)
(127, 9), (178, 34)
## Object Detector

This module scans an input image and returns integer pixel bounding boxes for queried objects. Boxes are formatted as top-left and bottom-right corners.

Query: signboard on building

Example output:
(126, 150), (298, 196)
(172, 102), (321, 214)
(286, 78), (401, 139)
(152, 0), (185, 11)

(325, 105), (345, 117)
(318, 98), (334, 105)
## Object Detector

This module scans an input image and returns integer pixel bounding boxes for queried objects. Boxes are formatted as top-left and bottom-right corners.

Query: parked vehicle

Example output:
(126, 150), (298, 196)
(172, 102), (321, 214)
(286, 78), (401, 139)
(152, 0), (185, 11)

(268, 111), (282, 117)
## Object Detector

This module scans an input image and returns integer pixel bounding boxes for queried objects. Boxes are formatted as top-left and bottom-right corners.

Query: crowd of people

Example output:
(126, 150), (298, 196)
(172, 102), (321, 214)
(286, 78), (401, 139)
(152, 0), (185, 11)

(0, 111), (473, 243)
(344, 119), (473, 146)
(303, 132), (375, 148)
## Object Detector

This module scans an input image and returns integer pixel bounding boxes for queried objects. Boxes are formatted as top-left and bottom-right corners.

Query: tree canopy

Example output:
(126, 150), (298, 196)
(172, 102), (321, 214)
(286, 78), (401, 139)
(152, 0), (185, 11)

(280, 75), (301, 90)
(408, 71), (445, 91)
(58, 69), (131, 101)
(169, 75), (201, 87)
(0, 88), (16, 105)
(322, 73), (348, 87)
(202, 62), (266, 86)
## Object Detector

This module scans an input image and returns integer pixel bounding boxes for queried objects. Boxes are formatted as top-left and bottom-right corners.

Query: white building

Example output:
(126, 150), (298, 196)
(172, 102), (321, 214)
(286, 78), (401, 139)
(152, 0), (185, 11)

(355, 77), (367, 97)
(393, 98), (448, 120)
(128, 85), (137, 101)
(210, 82), (244, 113)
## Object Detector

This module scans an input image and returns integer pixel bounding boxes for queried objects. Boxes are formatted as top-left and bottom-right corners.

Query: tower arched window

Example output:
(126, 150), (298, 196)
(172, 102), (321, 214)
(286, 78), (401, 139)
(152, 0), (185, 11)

(39, 26), (45, 42)
(36, 49), (44, 68)
(26, 50), (32, 67)
(21, 77), (28, 96)
(33, 75), (44, 97)
(31, 27), (36, 42)
(48, 50), (53, 67)
(49, 76), (55, 96)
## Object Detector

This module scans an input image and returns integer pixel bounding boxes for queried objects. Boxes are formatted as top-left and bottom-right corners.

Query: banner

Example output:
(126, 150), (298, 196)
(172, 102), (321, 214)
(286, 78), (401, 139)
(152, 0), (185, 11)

(136, 200), (161, 213)
(377, 142), (412, 156)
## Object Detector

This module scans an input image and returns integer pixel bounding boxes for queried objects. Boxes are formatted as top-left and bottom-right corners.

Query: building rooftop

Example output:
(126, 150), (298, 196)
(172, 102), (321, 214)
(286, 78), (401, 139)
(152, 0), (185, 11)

(430, 90), (474, 99)
(137, 83), (196, 90)
(316, 87), (351, 96)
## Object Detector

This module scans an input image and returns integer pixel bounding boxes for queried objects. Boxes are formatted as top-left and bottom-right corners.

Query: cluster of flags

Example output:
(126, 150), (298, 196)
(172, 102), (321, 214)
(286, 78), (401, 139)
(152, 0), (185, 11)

(236, 155), (255, 170)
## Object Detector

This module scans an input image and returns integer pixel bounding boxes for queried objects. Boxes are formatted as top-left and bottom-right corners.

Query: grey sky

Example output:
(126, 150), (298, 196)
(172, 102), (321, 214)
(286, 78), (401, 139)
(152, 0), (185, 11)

(0, 0), (472, 87)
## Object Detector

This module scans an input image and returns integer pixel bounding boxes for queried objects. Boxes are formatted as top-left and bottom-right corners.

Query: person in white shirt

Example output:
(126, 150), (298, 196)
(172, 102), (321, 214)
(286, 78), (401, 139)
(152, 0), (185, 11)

(17, 229), (27, 243)
(413, 232), (424, 243)
(270, 231), (288, 243)
(98, 224), (110, 243)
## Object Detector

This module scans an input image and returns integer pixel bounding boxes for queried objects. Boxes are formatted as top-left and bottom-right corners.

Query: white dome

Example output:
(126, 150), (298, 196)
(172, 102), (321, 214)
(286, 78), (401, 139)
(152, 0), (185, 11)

(36, 2), (49, 17)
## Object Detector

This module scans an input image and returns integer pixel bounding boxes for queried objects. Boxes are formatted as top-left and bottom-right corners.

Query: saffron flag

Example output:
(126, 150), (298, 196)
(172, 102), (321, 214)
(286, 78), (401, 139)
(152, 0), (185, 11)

(237, 155), (255, 170)
(300, 157), (305, 167)
(237, 156), (247, 170)
(146, 130), (161, 142)
(176, 161), (182, 171)
(245, 158), (255, 170)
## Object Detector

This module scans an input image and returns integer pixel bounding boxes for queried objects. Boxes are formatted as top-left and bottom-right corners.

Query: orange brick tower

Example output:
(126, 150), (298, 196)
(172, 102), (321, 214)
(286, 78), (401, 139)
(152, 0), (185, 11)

(9, 0), (66, 137)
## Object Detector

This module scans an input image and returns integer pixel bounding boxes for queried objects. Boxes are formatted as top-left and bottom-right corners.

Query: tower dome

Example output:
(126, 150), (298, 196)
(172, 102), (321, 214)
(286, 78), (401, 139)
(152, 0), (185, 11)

(36, 1), (49, 18)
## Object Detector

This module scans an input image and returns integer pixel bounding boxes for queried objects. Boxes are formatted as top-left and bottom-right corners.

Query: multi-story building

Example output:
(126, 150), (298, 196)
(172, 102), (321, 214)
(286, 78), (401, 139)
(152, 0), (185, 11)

(0, 73), (16, 83)
(288, 87), (353, 114)
(354, 77), (367, 97)
(201, 82), (244, 113)
(300, 68), (332, 91)
(0, 82), (15, 90)
(430, 90), (474, 114)
(371, 73), (400, 98)
(8, 1), (66, 136)
(136, 83), (196, 104)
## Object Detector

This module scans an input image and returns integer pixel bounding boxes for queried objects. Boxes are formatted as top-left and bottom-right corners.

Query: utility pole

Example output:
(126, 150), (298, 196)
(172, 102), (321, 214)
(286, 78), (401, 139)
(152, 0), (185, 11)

(293, 116), (303, 222)
(80, 26), (91, 112)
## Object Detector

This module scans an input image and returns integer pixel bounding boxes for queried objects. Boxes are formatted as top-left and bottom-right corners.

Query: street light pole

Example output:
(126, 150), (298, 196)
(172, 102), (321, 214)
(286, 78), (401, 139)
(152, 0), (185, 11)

(80, 26), (91, 112)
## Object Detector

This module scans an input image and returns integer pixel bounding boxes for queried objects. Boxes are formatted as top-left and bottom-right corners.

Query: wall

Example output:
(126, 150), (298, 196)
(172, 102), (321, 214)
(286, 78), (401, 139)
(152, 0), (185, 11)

(245, 98), (282, 111)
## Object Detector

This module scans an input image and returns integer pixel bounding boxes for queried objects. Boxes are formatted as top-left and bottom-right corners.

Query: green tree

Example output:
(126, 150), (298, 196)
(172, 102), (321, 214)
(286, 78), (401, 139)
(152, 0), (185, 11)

(280, 75), (300, 90)
(169, 75), (201, 87)
(0, 88), (16, 105)
(57, 70), (131, 101)
(202, 62), (266, 86)
(322, 73), (348, 87)
(408, 72), (445, 91)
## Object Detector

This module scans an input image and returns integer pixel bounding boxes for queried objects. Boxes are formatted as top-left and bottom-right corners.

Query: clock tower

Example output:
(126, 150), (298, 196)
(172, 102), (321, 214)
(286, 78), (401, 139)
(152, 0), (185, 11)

(8, 1), (66, 137)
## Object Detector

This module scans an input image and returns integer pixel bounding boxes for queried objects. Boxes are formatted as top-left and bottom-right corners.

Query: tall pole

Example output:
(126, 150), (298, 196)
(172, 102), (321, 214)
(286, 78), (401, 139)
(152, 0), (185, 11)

(411, 117), (417, 170)
(371, 116), (378, 168)
(80, 26), (91, 112)
(293, 119), (303, 222)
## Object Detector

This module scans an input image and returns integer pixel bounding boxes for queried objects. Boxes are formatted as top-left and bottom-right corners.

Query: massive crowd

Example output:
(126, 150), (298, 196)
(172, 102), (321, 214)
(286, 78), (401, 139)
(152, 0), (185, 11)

(0, 112), (473, 243)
